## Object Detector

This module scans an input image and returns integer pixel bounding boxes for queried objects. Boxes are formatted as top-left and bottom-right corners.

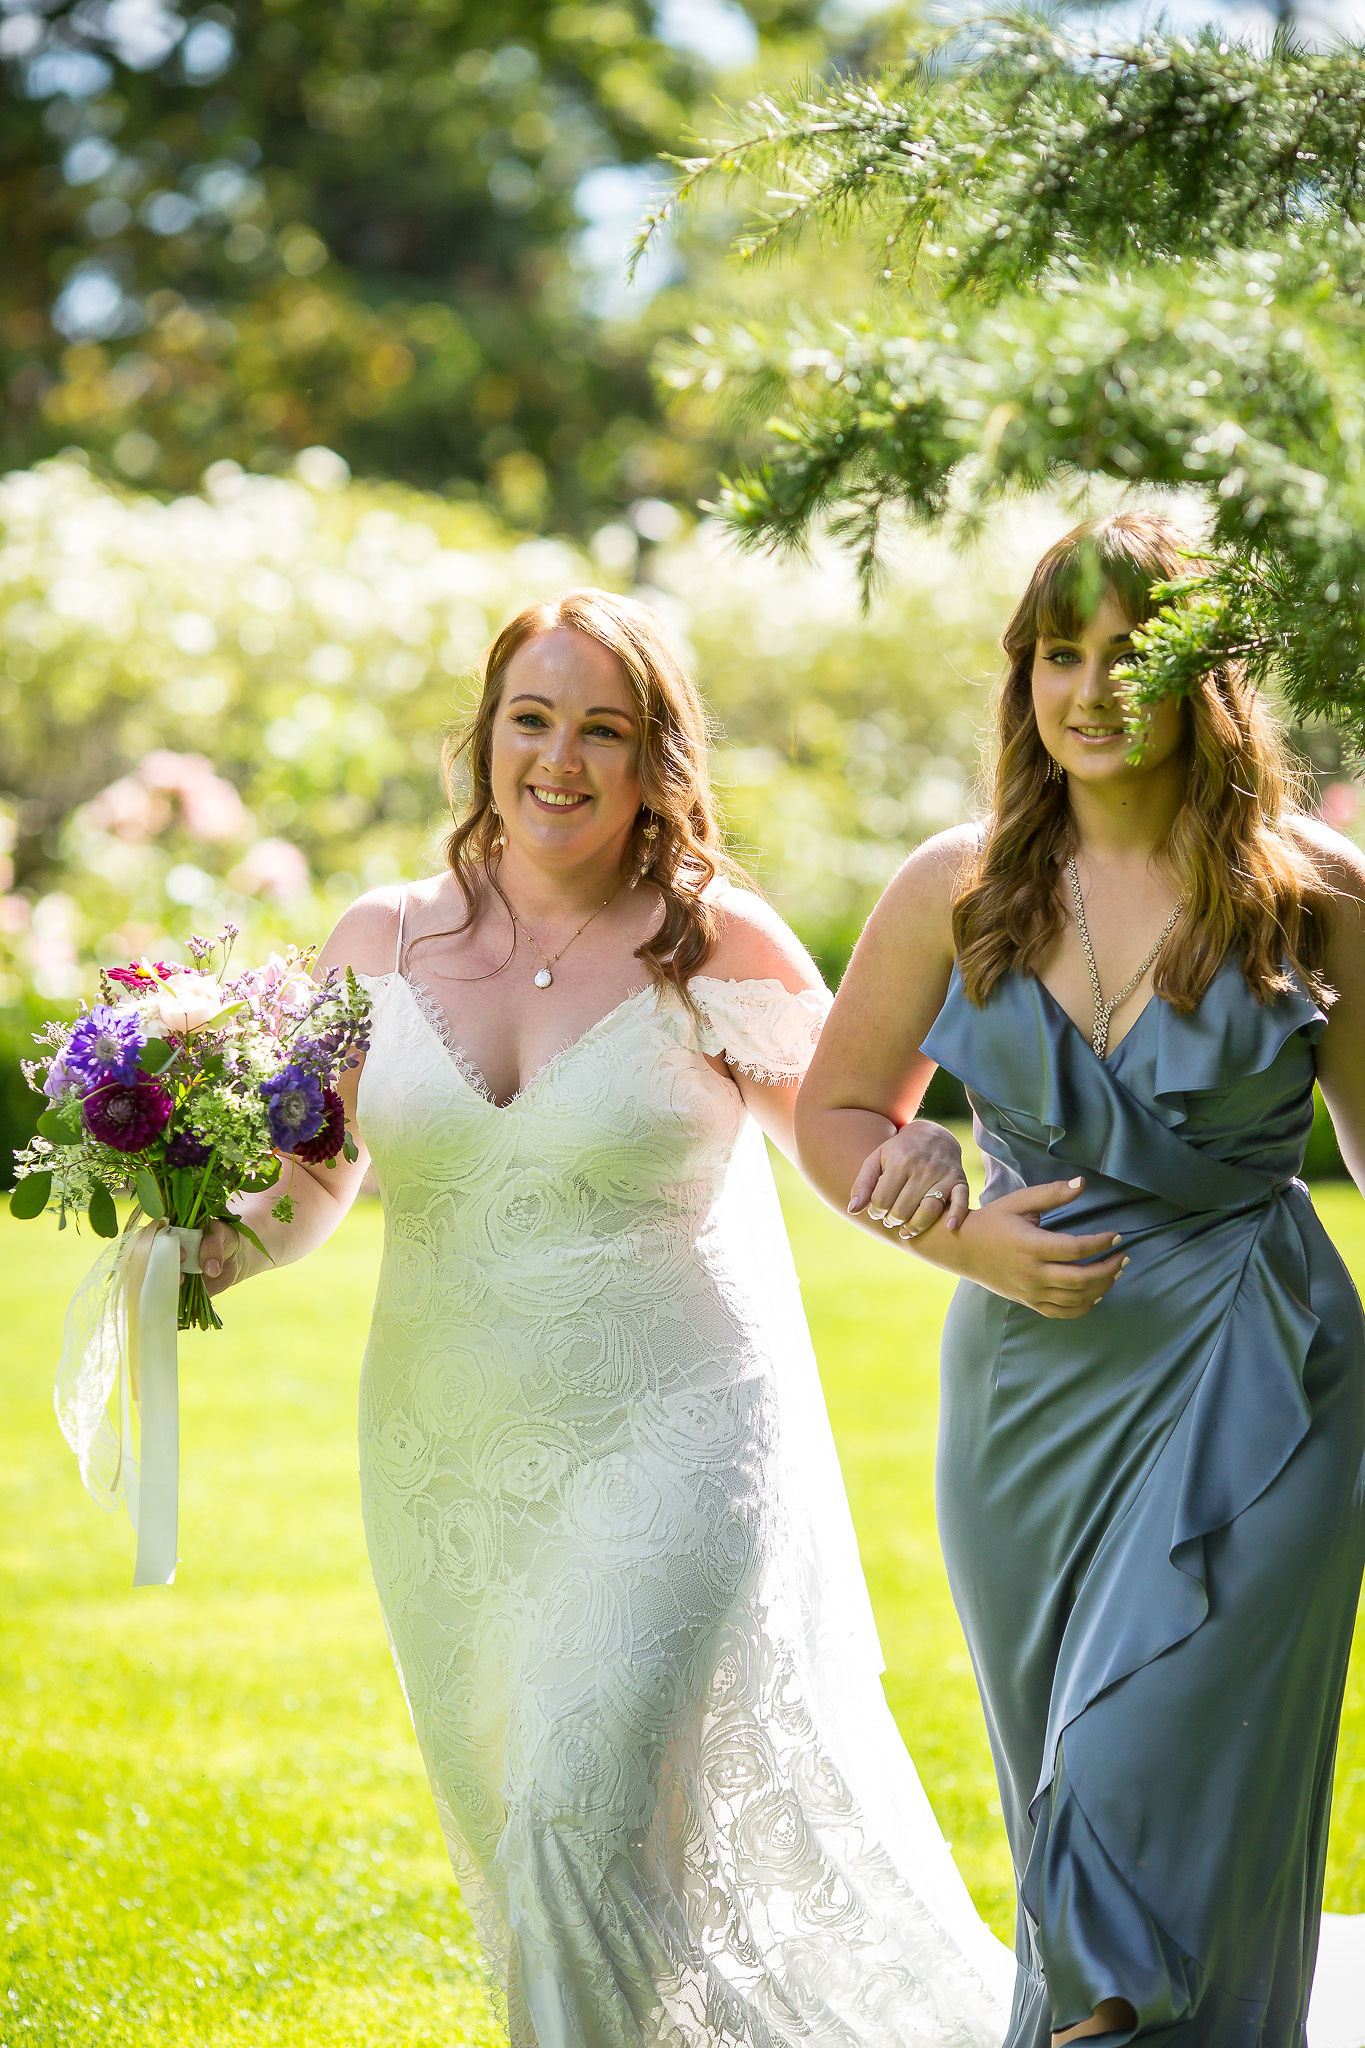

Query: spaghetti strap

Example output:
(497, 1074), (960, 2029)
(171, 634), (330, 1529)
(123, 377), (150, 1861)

(393, 887), (409, 976)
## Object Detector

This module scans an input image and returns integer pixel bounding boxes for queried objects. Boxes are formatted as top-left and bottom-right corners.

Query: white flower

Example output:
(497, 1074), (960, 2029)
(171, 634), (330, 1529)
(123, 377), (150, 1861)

(146, 972), (226, 1033)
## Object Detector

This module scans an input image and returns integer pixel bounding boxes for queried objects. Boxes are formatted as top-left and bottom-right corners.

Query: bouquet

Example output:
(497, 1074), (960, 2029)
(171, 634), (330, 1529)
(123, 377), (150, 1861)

(10, 925), (371, 1583)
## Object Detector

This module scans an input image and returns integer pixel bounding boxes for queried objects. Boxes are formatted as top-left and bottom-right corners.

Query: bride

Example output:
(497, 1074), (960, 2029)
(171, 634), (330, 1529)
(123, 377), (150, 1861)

(195, 587), (1021, 2047)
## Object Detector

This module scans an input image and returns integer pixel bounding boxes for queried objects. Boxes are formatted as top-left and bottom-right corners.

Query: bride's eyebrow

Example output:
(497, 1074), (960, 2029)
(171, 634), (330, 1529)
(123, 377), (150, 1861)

(505, 694), (631, 721)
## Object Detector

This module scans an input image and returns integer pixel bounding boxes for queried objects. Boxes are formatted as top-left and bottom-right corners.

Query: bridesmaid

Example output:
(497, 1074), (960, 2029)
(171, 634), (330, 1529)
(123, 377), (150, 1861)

(796, 511), (1365, 2046)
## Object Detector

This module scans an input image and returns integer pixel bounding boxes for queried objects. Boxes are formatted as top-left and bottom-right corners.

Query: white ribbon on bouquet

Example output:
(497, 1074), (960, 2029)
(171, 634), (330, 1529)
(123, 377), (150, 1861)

(53, 1219), (204, 1586)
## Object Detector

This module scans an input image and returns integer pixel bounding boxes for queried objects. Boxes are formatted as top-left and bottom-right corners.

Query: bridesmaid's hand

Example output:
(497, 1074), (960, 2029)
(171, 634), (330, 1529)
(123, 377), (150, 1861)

(940, 1179), (1128, 1316)
(849, 1121), (970, 1237)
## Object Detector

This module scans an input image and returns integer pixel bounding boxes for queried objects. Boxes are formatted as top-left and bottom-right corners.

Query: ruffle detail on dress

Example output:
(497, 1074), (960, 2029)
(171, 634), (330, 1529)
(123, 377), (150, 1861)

(921, 968), (1291, 1217)
(1147, 958), (1326, 1123)
(922, 969), (1067, 1144)
(1026, 1193), (1319, 1987)
(686, 976), (832, 1085)
(1021, 1747), (1203, 2040)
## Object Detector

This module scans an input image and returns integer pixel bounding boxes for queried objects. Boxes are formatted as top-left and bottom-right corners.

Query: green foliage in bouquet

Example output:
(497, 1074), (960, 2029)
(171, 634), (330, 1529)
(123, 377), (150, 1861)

(646, 21), (1365, 744)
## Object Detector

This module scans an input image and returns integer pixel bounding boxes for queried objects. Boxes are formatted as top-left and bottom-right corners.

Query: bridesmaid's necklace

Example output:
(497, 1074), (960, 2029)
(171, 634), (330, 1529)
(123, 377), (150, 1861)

(1065, 858), (1182, 1059)
(508, 881), (624, 989)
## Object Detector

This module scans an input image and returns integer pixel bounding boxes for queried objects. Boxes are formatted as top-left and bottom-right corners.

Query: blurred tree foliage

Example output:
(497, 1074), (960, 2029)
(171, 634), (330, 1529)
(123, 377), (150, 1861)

(652, 20), (1365, 743)
(0, 0), (856, 527)
(0, 451), (1029, 996)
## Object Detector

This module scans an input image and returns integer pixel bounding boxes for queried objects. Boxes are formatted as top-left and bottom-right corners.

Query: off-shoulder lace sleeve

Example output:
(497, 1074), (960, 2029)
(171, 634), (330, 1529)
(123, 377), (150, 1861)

(688, 974), (832, 1085)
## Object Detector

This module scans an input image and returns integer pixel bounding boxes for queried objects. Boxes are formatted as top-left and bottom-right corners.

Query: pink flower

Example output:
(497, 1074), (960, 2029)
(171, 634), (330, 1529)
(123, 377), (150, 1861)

(107, 960), (177, 989)
(146, 973), (226, 1034)
(83, 776), (171, 844)
(232, 951), (314, 1027)
(1317, 782), (1360, 830)
(138, 751), (250, 843)
(229, 838), (310, 903)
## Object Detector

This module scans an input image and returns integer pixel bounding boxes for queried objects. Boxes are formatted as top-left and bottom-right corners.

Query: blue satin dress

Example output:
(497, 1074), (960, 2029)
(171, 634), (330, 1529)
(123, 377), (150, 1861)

(922, 959), (1365, 2046)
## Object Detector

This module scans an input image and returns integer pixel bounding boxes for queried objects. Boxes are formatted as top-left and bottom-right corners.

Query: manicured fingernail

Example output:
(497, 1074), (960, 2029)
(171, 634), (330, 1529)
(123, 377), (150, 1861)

(900, 1228), (918, 1240)
(1068, 1176), (1084, 1189)
(1111, 1234), (1123, 1247)
(205, 1259), (220, 1277)
(1120, 1256), (1131, 1270)
(868, 1207), (885, 1220)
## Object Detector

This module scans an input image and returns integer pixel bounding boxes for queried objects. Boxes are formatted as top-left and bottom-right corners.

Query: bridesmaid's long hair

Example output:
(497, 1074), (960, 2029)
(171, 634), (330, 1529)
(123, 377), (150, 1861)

(953, 512), (1333, 1010)
(438, 587), (745, 995)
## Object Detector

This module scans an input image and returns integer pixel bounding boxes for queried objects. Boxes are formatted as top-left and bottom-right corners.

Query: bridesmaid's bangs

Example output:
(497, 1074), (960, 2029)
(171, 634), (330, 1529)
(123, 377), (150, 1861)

(439, 588), (749, 997)
(954, 511), (1334, 1013)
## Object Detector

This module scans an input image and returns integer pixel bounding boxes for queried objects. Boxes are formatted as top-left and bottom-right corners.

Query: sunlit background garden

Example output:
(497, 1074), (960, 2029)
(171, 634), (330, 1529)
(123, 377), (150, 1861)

(4, 0), (1365, 2039)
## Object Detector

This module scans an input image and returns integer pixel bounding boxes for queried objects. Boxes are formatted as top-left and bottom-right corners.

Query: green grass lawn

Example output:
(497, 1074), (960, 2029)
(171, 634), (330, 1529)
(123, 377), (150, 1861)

(4, 1166), (1365, 2048)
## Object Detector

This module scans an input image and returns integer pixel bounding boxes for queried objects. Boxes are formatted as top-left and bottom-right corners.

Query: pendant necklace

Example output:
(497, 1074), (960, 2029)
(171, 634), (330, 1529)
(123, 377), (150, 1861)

(1065, 858), (1181, 1059)
(508, 882), (624, 990)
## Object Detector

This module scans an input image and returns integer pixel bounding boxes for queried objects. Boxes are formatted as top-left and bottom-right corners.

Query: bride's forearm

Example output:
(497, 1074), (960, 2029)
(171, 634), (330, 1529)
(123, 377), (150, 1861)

(216, 1157), (358, 1283)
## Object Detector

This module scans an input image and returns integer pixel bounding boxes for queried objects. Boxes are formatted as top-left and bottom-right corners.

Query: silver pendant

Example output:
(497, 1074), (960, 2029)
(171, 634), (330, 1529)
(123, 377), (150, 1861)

(533, 968), (553, 989)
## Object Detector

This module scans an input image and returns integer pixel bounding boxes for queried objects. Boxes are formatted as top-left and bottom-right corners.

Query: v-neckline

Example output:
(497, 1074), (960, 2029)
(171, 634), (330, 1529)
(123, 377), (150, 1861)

(392, 971), (657, 1110)
(1032, 973), (1160, 1068)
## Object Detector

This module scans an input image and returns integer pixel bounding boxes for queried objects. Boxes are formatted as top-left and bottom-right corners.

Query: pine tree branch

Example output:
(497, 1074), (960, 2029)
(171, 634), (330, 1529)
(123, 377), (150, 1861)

(662, 18), (1365, 737)
(684, 242), (1365, 729)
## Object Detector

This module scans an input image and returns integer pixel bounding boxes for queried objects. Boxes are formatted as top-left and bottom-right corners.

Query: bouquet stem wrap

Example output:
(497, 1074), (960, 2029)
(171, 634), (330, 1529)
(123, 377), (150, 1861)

(54, 1220), (204, 1586)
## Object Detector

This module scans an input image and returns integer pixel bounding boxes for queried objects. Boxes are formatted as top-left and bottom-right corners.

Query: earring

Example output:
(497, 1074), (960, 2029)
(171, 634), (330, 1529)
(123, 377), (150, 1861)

(491, 802), (506, 849)
(1046, 755), (1064, 783)
(633, 816), (660, 887)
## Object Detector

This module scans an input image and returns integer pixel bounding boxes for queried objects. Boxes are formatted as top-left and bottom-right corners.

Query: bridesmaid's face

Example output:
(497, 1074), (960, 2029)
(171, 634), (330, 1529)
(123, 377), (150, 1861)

(490, 627), (643, 868)
(1030, 585), (1186, 787)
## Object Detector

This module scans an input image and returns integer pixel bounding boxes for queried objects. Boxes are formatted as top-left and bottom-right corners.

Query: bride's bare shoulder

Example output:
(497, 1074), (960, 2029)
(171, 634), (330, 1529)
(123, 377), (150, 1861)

(700, 882), (826, 997)
(313, 888), (404, 979)
(315, 877), (455, 979)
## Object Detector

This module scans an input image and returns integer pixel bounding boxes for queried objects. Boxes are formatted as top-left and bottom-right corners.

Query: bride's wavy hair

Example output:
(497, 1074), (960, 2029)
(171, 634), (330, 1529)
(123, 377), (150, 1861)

(435, 587), (746, 995)
(953, 511), (1333, 1011)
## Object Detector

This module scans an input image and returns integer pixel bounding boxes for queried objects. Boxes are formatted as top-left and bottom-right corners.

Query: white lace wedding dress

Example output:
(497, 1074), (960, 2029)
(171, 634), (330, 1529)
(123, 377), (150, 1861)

(353, 945), (1015, 2048)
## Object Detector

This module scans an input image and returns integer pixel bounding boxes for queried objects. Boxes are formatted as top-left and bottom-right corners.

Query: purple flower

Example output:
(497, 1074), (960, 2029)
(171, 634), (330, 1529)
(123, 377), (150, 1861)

(261, 1064), (325, 1150)
(164, 1127), (212, 1169)
(83, 1079), (173, 1153)
(291, 1087), (346, 1164)
(43, 1051), (77, 1101)
(66, 1006), (146, 1089)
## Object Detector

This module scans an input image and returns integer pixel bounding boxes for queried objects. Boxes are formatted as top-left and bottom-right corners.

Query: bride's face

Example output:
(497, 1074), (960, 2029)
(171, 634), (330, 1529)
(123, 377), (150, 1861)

(489, 627), (644, 869)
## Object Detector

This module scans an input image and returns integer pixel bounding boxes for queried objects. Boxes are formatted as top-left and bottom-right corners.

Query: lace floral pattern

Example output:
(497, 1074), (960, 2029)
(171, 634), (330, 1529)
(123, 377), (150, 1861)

(354, 972), (1013, 2048)
(687, 976), (830, 1085)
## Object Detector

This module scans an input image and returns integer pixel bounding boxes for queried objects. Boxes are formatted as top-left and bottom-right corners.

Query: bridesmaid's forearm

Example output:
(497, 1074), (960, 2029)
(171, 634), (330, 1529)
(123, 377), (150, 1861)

(795, 1102), (893, 1214)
